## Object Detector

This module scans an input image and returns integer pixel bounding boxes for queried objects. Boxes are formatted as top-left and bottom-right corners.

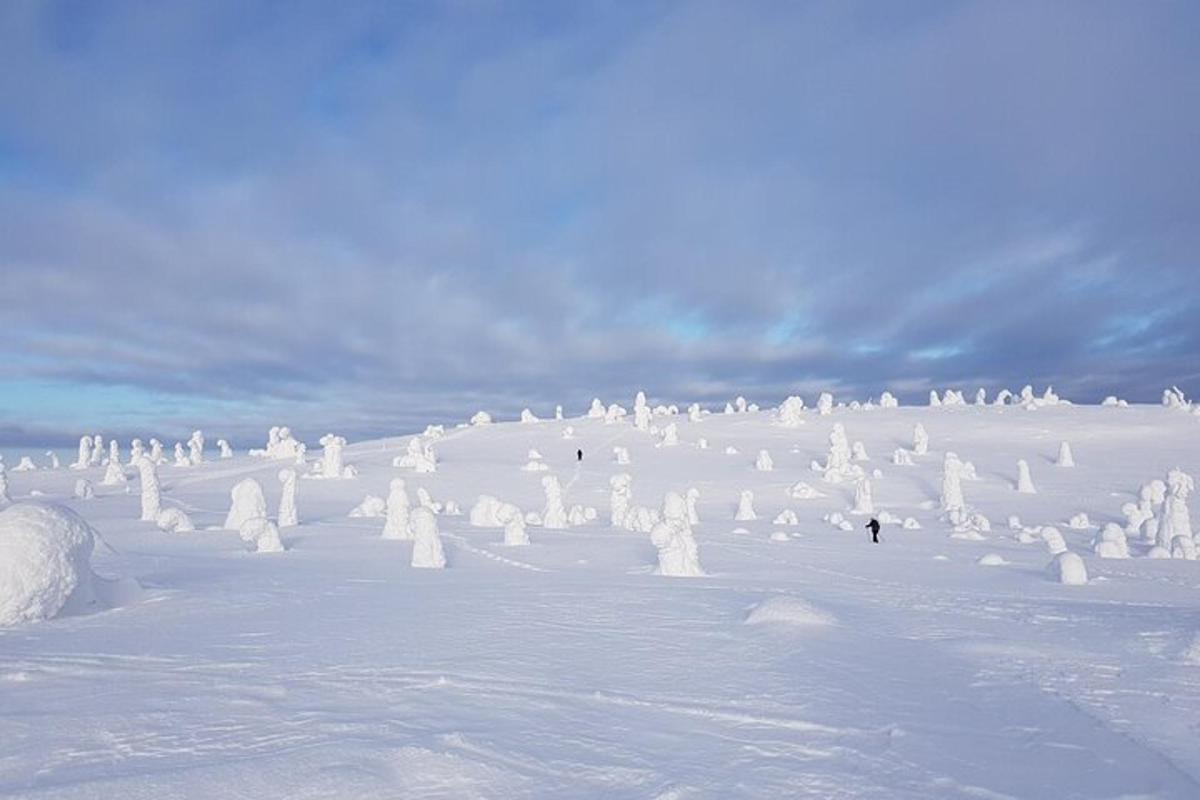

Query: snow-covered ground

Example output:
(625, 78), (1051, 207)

(2, 402), (1200, 798)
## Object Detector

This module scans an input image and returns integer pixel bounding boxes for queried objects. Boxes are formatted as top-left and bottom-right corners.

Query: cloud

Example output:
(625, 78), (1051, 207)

(0, 0), (1197, 443)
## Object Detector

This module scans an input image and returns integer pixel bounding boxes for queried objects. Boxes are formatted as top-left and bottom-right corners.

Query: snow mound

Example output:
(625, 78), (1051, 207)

(349, 494), (387, 518)
(1067, 513), (1092, 530)
(240, 517), (285, 553)
(745, 596), (836, 627)
(977, 553), (1008, 566)
(155, 507), (195, 533)
(1047, 551), (1088, 585)
(787, 481), (823, 500)
(0, 503), (101, 626)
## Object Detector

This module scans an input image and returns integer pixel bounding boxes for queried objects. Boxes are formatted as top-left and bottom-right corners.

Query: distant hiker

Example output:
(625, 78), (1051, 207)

(866, 517), (881, 544)
(577, 449), (583, 462)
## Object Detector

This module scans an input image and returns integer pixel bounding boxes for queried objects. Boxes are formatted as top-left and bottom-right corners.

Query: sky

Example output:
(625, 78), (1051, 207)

(1, 0), (1198, 446)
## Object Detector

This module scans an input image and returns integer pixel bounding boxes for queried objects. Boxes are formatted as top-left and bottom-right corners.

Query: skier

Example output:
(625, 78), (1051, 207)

(865, 517), (881, 544)
(577, 449), (583, 462)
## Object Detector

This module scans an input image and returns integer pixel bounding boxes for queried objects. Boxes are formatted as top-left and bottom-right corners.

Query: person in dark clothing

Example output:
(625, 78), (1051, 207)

(577, 449), (583, 462)
(866, 518), (881, 543)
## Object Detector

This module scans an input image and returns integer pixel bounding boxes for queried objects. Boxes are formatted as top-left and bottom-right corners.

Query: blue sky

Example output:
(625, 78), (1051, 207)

(1, 0), (1198, 445)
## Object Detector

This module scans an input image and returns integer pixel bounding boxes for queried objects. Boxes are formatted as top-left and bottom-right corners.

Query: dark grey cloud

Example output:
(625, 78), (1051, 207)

(1, 0), (1197, 444)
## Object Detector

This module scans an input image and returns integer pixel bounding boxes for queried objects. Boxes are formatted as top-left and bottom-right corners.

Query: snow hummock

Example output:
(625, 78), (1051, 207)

(1057, 441), (1076, 468)
(754, 450), (774, 472)
(1093, 523), (1129, 559)
(240, 517), (285, 554)
(155, 508), (194, 534)
(788, 481), (824, 500)
(470, 495), (505, 528)
(1067, 513), (1091, 530)
(1047, 551), (1088, 585)
(349, 495), (387, 518)
(73, 479), (94, 500)
(1041, 526), (1068, 555)
(470, 411), (493, 427)
(0, 503), (102, 626)
(744, 596), (835, 627)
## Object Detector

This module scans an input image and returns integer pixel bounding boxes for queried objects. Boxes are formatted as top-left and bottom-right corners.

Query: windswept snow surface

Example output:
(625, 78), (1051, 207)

(2, 405), (1200, 798)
